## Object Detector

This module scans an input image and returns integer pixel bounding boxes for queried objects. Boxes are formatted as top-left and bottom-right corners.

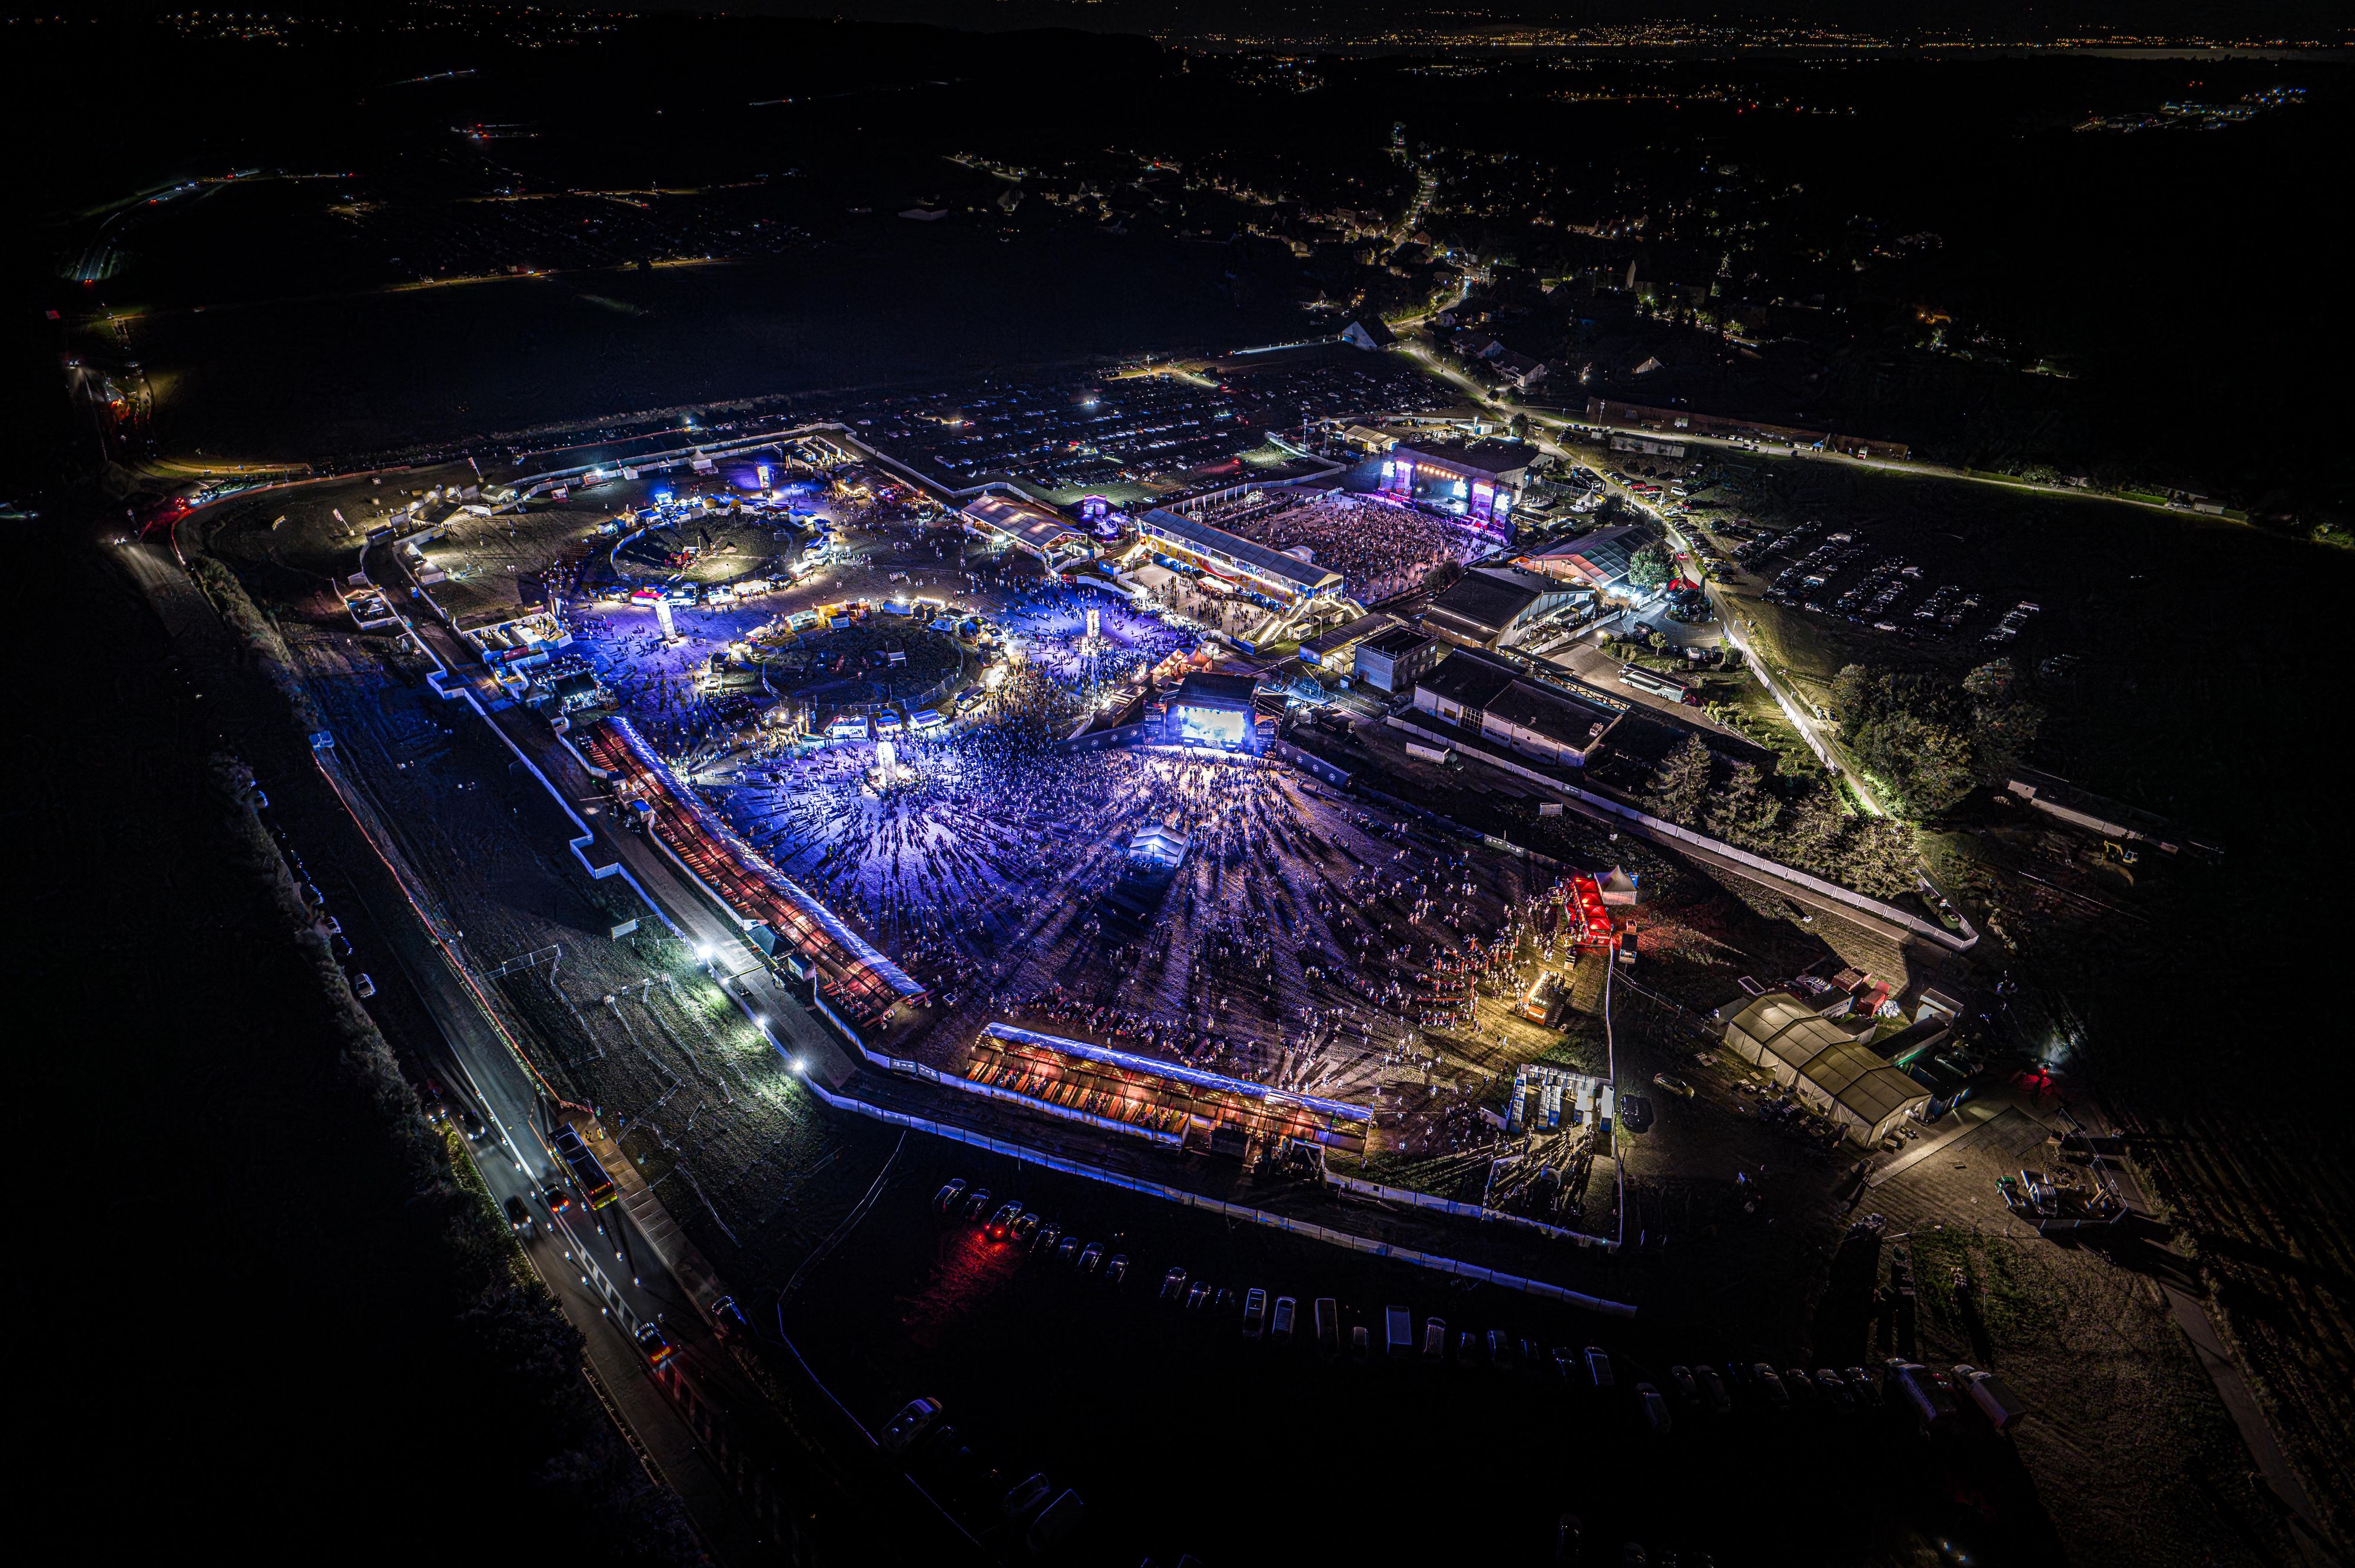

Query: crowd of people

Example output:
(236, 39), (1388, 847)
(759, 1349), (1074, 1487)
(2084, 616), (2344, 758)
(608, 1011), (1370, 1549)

(563, 496), (1614, 1180)
(1227, 493), (1488, 605)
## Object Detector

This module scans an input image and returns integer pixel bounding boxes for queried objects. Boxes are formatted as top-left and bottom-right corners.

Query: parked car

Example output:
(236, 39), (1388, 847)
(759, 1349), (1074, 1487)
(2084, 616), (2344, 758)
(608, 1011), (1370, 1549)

(1054, 1236), (1079, 1267)
(932, 1179), (967, 1217)
(1814, 1368), (1855, 1410)
(1026, 1489), (1086, 1554)
(1694, 1364), (1733, 1415)
(1077, 1242), (1104, 1275)
(880, 1397), (944, 1457)
(1160, 1266), (1189, 1302)
(1243, 1288), (1268, 1338)
(986, 1202), (1023, 1241)
(1009, 1212), (1040, 1246)
(1651, 1073), (1696, 1098)
(962, 1187), (992, 1222)
(1185, 1281), (1212, 1312)
(1000, 1473), (1051, 1524)
(1105, 1254), (1127, 1286)
(1752, 1364), (1790, 1410)
(350, 972), (376, 999)
(1635, 1383), (1672, 1436)
(1271, 1295), (1296, 1344)
(1667, 1366), (1697, 1404)
(1585, 1347), (1614, 1388)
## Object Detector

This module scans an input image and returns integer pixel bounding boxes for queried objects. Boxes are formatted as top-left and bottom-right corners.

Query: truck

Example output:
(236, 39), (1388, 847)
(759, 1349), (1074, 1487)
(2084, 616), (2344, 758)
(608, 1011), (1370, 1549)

(1617, 663), (1700, 705)
(1954, 1365), (2027, 1434)
(552, 1122), (618, 1209)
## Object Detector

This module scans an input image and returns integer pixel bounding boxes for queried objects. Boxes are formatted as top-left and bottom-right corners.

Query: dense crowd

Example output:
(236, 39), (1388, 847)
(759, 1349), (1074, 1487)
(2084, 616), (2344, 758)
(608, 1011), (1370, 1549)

(1229, 493), (1487, 604)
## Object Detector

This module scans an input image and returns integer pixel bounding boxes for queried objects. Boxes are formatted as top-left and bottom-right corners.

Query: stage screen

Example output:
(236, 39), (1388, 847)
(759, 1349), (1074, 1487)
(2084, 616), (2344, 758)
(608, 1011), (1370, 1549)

(1177, 705), (1248, 749)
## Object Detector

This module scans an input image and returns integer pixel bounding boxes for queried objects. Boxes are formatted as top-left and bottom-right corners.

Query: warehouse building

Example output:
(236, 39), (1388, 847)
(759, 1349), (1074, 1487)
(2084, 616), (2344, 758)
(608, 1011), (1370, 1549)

(961, 494), (1096, 563)
(1411, 648), (1622, 768)
(1137, 509), (1347, 608)
(1721, 992), (1929, 1145)
(1524, 521), (1661, 592)
(1354, 626), (1445, 694)
(1422, 564), (1580, 649)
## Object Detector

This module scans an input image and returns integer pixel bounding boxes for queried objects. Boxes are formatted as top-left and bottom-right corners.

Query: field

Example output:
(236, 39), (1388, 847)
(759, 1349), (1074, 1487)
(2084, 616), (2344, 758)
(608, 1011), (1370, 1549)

(1693, 452), (2355, 1553)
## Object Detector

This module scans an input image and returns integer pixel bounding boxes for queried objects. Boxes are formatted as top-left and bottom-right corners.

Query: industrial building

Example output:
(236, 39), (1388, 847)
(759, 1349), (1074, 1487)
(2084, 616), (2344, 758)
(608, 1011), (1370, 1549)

(1298, 610), (1407, 675)
(1421, 564), (1580, 648)
(1410, 648), (1623, 768)
(1137, 508), (1347, 607)
(1352, 626), (1444, 695)
(960, 493), (1096, 563)
(1525, 521), (1662, 593)
(1376, 441), (1534, 525)
(1720, 992), (1931, 1145)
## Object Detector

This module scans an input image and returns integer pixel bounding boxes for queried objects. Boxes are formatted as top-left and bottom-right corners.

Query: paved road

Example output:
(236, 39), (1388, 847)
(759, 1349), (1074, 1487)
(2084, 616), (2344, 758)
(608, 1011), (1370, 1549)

(308, 743), (785, 1567)
(130, 530), (799, 1567)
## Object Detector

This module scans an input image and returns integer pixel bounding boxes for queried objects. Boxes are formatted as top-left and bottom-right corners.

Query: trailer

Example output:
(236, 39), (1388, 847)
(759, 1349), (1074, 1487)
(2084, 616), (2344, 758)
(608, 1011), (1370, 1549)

(1384, 1305), (1414, 1360)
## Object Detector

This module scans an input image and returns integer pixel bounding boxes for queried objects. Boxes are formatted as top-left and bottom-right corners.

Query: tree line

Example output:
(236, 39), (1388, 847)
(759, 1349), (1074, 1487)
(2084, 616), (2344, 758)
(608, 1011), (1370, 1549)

(1643, 733), (1922, 899)
(1833, 658), (2043, 817)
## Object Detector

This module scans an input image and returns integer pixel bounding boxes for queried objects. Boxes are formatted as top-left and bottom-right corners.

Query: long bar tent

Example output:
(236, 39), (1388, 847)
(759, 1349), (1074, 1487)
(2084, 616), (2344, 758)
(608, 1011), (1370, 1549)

(582, 717), (928, 1026)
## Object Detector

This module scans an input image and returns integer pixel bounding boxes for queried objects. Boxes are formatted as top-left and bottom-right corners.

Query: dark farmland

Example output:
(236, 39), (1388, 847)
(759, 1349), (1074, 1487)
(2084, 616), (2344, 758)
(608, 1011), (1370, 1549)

(128, 225), (1312, 463)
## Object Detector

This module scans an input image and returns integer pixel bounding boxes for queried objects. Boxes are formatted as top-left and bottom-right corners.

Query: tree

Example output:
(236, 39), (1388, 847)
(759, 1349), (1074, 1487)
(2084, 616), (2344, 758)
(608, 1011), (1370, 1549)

(1627, 542), (1674, 590)
(1962, 658), (2015, 702)
(1647, 630), (1671, 655)
(1707, 762), (1782, 845)
(1647, 733), (1716, 826)
(1507, 411), (1531, 441)
(1837, 816), (1922, 900)
(1778, 776), (1849, 865)
(1971, 697), (2044, 786)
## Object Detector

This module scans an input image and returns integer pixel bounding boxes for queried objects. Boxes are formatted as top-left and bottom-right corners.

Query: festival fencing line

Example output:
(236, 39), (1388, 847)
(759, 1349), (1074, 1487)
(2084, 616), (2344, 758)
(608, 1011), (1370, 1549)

(1384, 715), (1978, 951)
(781, 1062), (1637, 1318)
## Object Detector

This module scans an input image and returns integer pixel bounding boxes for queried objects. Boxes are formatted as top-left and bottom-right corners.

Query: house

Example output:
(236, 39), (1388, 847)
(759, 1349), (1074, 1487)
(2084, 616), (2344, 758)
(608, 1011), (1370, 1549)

(1421, 564), (1578, 648)
(1411, 648), (1622, 768)
(1341, 317), (1397, 350)
(1490, 348), (1548, 389)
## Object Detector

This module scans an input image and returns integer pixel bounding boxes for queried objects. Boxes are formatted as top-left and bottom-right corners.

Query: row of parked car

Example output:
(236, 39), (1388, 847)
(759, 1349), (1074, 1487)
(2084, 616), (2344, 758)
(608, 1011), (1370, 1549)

(880, 1395), (1087, 1559)
(934, 1178), (1132, 1284)
(255, 783), (377, 999)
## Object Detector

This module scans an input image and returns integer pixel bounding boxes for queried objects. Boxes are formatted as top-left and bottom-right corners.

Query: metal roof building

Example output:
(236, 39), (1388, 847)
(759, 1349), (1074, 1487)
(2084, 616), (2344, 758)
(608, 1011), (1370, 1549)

(1137, 509), (1346, 605)
(1722, 992), (1929, 1145)
(1422, 564), (1580, 647)
(960, 494), (1093, 561)
(1526, 522), (1661, 590)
